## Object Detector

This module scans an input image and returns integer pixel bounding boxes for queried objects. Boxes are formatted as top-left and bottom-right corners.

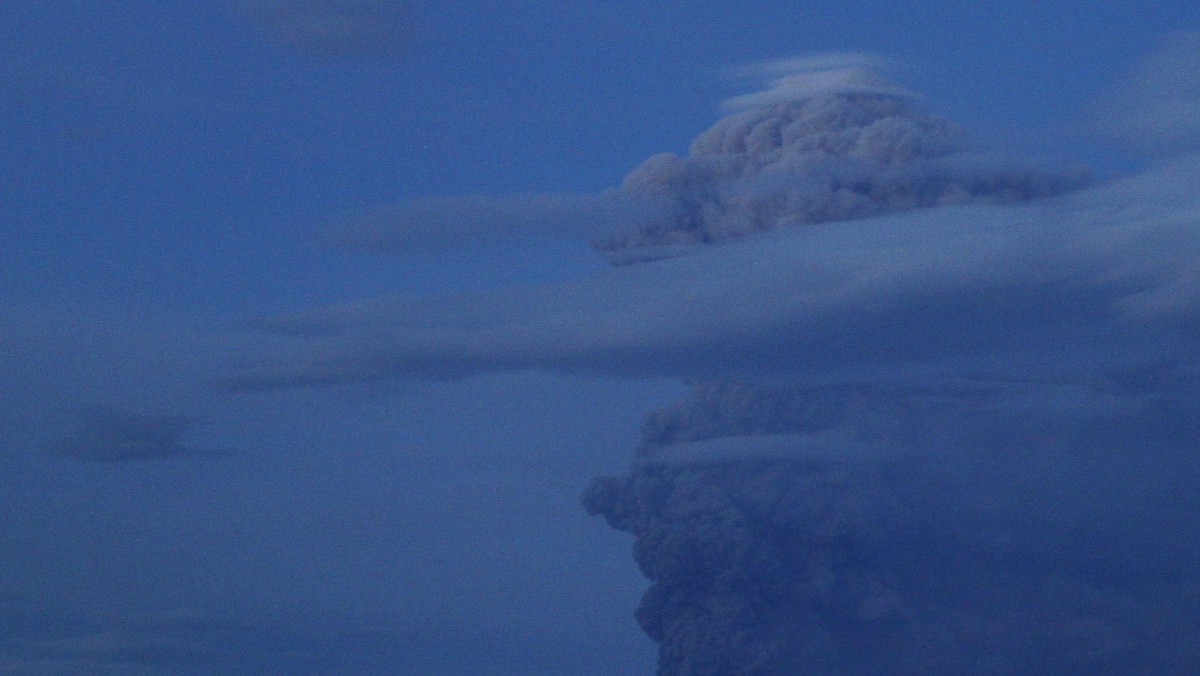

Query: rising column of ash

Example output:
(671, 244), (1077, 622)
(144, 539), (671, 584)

(583, 59), (1200, 675)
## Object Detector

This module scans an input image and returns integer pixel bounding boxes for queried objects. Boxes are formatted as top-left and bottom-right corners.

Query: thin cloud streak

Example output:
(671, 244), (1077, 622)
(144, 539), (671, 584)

(40, 406), (233, 462)
(325, 191), (672, 253)
(0, 599), (415, 674)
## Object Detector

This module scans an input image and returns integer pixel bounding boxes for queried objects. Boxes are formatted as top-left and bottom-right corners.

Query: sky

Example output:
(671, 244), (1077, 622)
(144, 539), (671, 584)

(2, 1), (1200, 674)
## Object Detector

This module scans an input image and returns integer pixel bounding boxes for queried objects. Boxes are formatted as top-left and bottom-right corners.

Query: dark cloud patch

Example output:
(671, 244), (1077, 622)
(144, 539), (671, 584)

(232, 0), (416, 58)
(41, 406), (233, 462)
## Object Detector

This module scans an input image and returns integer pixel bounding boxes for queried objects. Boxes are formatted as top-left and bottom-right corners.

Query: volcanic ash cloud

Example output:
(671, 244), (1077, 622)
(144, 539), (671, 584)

(594, 63), (1090, 263)
(210, 52), (1200, 672)
(578, 56), (1200, 675)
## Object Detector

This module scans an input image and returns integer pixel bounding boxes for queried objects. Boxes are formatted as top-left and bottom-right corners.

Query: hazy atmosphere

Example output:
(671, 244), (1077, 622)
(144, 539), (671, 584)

(3, 2), (1200, 674)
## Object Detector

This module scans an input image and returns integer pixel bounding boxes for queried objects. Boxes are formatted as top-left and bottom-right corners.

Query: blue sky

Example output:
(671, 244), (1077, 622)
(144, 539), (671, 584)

(3, 2), (1200, 673)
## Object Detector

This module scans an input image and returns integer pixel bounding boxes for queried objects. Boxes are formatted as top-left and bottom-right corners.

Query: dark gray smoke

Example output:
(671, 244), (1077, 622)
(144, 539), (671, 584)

(584, 380), (1200, 675)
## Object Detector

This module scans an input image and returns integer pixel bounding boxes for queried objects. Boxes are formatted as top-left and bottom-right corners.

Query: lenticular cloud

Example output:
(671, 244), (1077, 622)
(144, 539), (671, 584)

(217, 53), (1200, 674)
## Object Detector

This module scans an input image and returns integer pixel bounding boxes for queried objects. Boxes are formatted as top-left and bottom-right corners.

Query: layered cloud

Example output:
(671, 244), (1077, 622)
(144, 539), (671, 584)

(215, 153), (1200, 393)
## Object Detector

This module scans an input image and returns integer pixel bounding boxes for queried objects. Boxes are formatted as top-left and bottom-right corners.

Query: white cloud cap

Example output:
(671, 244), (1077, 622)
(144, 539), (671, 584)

(719, 52), (913, 112)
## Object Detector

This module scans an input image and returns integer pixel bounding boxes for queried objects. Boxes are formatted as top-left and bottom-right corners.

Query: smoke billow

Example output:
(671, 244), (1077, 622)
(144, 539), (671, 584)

(323, 54), (1088, 264)
(594, 57), (1089, 263)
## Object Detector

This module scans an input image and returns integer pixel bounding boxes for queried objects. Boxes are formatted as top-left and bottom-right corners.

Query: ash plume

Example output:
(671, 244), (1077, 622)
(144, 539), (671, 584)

(577, 53), (1200, 675)
(594, 56), (1089, 263)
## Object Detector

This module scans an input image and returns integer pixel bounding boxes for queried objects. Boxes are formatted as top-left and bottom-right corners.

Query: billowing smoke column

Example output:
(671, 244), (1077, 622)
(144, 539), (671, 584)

(583, 61), (1200, 674)
(584, 380), (1200, 674)
(594, 61), (1088, 263)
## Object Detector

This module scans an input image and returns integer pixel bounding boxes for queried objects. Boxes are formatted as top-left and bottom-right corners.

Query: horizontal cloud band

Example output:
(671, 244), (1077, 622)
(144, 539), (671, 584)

(214, 154), (1200, 392)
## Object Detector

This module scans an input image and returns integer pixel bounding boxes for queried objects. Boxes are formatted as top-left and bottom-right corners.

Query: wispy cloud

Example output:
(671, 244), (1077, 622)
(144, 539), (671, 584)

(40, 406), (232, 462)
(325, 190), (672, 253)
(231, 0), (417, 58)
(0, 600), (413, 674)
(1094, 31), (1200, 157)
